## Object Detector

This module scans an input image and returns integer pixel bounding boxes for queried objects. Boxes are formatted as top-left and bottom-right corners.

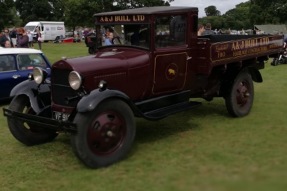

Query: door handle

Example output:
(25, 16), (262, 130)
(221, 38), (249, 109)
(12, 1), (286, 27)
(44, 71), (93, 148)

(187, 56), (192, 61)
(12, 75), (21, 79)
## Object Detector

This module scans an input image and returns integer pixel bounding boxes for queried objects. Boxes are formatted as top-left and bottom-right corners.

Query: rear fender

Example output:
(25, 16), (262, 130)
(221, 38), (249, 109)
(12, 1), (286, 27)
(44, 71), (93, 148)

(247, 67), (262, 83)
(10, 80), (51, 114)
(77, 89), (134, 113)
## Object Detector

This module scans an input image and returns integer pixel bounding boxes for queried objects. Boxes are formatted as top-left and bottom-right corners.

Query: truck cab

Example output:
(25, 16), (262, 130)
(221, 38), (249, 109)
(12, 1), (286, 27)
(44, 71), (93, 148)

(91, 7), (199, 98)
(3, 7), (283, 169)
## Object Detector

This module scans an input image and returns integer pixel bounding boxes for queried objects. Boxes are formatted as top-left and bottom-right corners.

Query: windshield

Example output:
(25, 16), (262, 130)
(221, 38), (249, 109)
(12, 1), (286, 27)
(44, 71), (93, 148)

(24, 25), (37, 32)
(17, 54), (49, 70)
(95, 24), (150, 49)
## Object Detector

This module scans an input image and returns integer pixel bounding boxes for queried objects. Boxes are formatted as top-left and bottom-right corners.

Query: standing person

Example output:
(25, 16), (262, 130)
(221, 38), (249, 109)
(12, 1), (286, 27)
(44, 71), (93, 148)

(10, 27), (17, 47)
(0, 28), (13, 47)
(27, 30), (33, 48)
(0, 40), (12, 48)
(197, 24), (205, 36)
(4, 40), (12, 48)
(201, 23), (215, 35)
(36, 28), (42, 50)
(104, 27), (114, 45)
(16, 27), (29, 48)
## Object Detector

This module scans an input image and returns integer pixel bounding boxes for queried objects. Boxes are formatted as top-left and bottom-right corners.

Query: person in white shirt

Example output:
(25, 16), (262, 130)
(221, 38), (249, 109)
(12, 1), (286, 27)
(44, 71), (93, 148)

(27, 30), (34, 48)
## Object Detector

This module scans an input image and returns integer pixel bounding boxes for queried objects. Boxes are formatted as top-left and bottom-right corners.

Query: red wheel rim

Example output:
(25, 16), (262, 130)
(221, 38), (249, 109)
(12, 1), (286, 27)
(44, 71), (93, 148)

(235, 81), (250, 107)
(87, 111), (127, 156)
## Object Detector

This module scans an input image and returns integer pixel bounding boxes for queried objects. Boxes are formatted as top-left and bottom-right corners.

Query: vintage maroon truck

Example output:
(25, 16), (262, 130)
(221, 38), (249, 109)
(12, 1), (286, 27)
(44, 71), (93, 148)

(3, 7), (283, 168)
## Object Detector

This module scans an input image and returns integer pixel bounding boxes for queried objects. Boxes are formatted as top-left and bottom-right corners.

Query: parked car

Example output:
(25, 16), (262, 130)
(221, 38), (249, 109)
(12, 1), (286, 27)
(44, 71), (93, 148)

(0, 48), (51, 100)
(65, 31), (74, 38)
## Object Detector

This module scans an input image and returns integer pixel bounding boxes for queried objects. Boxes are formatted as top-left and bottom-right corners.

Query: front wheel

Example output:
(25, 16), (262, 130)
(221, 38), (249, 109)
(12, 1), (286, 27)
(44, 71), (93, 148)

(71, 99), (136, 168)
(225, 71), (254, 117)
(7, 95), (58, 146)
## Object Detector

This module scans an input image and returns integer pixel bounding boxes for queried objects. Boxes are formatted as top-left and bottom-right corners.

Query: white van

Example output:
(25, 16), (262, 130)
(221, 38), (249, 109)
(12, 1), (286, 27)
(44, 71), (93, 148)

(24, 21), (65, 41)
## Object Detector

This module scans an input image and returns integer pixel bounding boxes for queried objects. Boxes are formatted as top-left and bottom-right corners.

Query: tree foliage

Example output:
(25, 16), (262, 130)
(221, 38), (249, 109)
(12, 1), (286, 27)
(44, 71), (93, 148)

(12, 0), (173, 29)
(223, 2), (252, 29)
(2, 0), (286, 31)
(14, 0), (65, 25)
(0, 0), (15, 30)
(204, 6), (221, 16)
(249, 0), (287, 24)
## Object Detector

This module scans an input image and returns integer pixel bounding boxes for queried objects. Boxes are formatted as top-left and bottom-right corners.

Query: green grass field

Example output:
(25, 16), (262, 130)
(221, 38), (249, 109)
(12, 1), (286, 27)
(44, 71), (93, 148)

(1, 42), (287, 191)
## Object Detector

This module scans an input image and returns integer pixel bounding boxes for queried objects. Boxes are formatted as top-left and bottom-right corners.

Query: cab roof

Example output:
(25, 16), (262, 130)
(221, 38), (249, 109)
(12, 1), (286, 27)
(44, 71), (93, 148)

(94, 6), (198, 16)
(0, 48), (43, 55)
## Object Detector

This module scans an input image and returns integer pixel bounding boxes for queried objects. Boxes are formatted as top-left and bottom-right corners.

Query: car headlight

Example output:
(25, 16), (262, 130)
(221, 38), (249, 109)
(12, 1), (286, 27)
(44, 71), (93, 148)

(33, 67), (47, 84)
(69, 71), (82, 90)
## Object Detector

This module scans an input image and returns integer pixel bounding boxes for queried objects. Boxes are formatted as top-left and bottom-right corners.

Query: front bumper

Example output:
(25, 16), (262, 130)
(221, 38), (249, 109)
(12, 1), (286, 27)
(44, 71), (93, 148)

(3, 108), (77, 133)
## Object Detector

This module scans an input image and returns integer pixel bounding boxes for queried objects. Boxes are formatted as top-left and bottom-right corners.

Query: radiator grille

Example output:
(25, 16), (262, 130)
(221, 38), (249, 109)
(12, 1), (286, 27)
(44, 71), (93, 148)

(51, 68), (79, 107)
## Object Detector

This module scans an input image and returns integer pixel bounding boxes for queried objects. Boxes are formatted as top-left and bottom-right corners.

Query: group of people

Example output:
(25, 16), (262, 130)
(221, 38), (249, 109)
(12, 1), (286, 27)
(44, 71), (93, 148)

(0, 27), (42, 50)
(197, 23), (215, 36)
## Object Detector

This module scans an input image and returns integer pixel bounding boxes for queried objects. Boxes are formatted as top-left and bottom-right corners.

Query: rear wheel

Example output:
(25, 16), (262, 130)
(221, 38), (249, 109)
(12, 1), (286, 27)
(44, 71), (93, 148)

(225, 71), (254, 117)
(71, 99), (136, 168)
(7, 95), (58, 146)
(88, 47), (95, 54)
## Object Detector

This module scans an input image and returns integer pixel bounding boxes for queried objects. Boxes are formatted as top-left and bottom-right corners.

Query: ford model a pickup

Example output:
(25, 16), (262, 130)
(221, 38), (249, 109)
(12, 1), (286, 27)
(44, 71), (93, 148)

(3, 7), (283, 168)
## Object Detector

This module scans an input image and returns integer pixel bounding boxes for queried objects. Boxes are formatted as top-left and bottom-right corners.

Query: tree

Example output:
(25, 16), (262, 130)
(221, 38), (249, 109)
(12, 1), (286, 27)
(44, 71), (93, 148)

(0, 0), (15, 30)
(223, 2), (252, 29)
(14, 0), (65, 25)
(249, 0), (287, 24)
(199, 16), (225, 31)
(64, 0), (102, 30)
(204, 5), (221, 16)
(113, 0), (172, 9)
(63, 0), (174, 30)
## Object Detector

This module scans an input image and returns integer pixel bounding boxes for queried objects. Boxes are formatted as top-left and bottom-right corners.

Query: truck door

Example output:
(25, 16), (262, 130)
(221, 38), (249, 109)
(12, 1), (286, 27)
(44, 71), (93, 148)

(152, 14), (188, 95)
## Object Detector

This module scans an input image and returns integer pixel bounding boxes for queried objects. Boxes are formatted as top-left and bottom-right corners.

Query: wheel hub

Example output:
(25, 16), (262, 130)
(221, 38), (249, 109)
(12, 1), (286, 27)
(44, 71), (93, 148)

(236, 82), (249, 106)
(87, 111), (126, 155)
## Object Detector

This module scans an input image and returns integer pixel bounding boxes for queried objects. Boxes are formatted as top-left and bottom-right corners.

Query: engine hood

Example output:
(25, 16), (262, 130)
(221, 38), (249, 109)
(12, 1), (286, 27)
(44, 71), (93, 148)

(52, 47), (150, 76)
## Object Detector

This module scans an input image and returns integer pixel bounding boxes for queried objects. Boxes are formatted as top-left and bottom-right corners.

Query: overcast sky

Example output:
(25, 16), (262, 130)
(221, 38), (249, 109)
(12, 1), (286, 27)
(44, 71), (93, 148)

(170, 0), (249, 17)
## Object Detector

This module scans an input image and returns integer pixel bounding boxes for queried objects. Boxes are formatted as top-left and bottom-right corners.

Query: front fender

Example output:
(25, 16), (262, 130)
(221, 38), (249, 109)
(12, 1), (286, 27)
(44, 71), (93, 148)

(77, 89), (132, 113)
(10, 80), (51, 114)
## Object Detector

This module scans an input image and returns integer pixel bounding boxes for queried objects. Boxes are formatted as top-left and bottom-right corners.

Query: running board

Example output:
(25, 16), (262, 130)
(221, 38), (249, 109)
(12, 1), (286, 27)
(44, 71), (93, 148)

(143, 101), (201, 120)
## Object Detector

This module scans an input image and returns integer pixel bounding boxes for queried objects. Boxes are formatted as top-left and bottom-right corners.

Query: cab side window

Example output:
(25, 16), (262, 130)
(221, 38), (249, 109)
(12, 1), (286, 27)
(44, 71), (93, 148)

(0, 55), (16, 71)
(155, 15), (186, 48)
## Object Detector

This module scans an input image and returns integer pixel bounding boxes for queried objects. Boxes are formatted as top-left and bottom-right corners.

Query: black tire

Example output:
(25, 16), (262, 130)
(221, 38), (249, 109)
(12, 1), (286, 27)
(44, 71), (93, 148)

(88, 47), (95, 54)
(271, 58), (280, 66)
(71, 99), (136, 168)
(274, 59), (280, 66)
(7, 95), (58, 146)
(225, 71), (254, 117)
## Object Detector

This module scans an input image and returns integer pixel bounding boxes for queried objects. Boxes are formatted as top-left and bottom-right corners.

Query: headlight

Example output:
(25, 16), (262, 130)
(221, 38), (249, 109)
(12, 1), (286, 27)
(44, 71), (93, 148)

(69, 71), (82, 90)
(33, 67), (45, 84)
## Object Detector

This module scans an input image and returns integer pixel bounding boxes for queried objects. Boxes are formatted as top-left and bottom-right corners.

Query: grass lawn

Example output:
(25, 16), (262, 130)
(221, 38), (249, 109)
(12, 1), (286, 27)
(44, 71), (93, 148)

(1, 43), (287, 191)
(35, 41), (89, 63)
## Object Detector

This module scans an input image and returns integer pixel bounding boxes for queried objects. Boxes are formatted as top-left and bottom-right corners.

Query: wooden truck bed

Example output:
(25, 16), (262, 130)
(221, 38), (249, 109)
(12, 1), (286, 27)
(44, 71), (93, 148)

(196, 34), (283, 73)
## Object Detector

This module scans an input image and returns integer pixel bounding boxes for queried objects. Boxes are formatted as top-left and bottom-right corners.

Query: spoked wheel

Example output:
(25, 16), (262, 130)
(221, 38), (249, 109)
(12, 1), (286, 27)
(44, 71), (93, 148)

(225, 71), (254, 117)
(71, 99), (135, 168)
(7, 95), (58, 146)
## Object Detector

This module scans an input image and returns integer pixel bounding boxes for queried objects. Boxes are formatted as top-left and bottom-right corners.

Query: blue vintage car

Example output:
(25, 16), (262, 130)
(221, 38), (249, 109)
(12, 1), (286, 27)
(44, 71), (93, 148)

(0, 48), (51, 100)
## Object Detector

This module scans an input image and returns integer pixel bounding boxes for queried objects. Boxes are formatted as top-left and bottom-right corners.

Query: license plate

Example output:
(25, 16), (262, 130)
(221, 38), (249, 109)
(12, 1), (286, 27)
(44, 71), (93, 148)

(53, 111), (70, 121)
